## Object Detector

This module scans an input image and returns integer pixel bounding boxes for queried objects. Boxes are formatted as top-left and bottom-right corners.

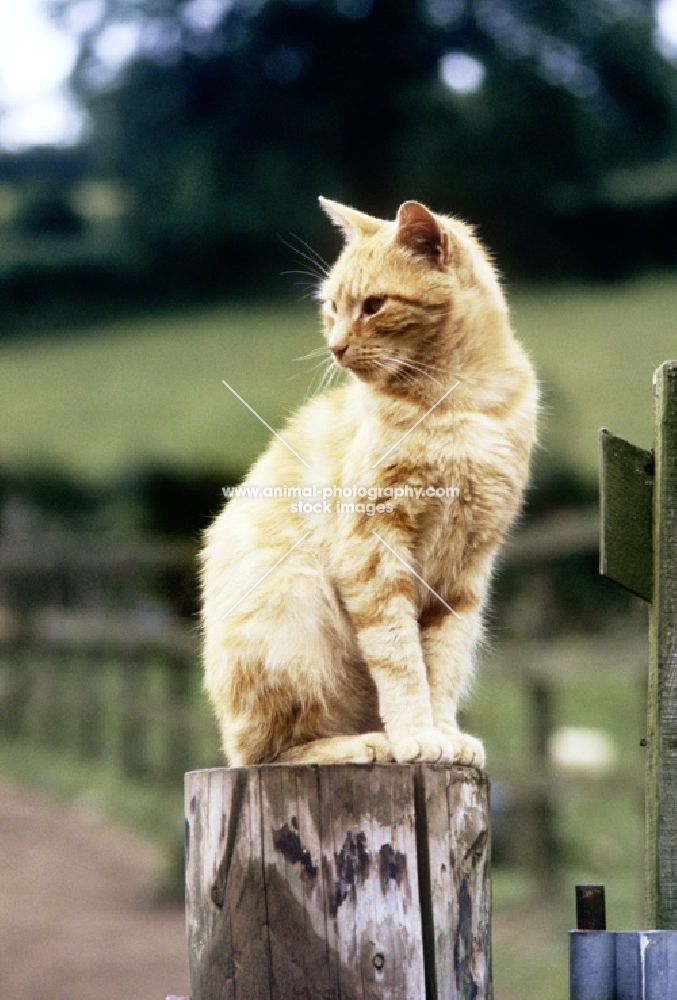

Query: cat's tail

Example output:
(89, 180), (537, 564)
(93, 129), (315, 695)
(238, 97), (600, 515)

(273, 732), (393, 765)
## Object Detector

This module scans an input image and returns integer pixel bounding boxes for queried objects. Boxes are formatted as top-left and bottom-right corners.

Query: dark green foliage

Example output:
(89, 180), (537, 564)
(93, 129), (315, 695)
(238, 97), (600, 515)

(17, 195), (84, 238)
(39, 0), (677, 291)
(128, 465), (236, 537)
(0, 464), (237, 538)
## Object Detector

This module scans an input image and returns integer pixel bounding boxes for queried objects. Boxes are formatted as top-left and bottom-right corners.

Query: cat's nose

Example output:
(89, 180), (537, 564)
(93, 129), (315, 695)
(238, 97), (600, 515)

(330, 345), (348, 362)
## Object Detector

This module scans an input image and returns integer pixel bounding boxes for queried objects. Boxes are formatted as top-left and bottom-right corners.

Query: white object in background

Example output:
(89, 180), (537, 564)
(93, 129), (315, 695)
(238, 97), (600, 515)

(548, 726), (617, 775)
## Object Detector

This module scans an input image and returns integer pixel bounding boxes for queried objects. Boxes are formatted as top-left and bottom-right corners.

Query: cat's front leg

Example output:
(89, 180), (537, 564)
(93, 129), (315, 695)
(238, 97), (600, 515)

(343, 560), (458, 764)
(420, 602), (486, 767)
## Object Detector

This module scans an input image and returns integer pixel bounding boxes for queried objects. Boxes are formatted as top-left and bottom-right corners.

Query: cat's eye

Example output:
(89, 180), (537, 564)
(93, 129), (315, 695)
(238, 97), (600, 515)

(324, 299), (337, 315)
(362, 296), (386, 317)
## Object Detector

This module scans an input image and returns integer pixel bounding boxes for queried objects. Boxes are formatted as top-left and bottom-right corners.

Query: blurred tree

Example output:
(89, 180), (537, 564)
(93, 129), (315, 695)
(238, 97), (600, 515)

(17, 192), (84, 237)
(51, 0), (677, 286)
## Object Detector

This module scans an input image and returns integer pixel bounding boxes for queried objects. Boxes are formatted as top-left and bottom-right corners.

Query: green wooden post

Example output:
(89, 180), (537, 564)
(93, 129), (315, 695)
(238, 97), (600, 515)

(646, 362), (677, 928)
(599, 360), (677, 928)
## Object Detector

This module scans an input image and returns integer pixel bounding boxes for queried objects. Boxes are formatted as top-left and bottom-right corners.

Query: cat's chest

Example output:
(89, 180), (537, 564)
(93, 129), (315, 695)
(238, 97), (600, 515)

(343, 407), (463, 480)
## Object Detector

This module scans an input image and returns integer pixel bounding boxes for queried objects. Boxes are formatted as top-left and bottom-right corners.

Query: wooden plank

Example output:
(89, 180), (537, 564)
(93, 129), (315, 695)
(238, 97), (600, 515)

(260, 764), (335, 999)
(448, 771), (492, 999)
(226, 766), (271, 999)
(120, 657), (149, 778)
(164, 656), (194, 784)
(0, 535), (195, 571)
(646, 360), (677, 928)
(420, 767), (491, 1000)
(185, 767), (272, 1000)
(365, 764), (424, 999)
(599, 428), (653, 601)
(321, 763), (426, 999)
(417, 766), (449, 999)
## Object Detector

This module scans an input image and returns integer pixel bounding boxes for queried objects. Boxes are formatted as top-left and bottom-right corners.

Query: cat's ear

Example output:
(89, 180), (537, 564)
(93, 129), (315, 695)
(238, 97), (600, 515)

(395, 201), (450, 267)
(319, 196), (383, 243)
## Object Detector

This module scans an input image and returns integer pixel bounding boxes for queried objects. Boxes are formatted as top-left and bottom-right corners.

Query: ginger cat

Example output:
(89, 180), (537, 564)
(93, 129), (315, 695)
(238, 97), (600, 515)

(201, 197), (538, 767)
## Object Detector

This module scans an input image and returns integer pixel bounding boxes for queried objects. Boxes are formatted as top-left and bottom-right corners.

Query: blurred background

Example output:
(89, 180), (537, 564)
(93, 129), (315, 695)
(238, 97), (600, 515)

(0, 0), (676, 997)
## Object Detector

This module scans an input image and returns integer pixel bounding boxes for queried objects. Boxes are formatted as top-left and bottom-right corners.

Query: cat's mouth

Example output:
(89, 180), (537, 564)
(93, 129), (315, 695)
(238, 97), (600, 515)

(331, 345), (368, 374)
(333, 351), (379, 381)
(332, 345), (411, 387)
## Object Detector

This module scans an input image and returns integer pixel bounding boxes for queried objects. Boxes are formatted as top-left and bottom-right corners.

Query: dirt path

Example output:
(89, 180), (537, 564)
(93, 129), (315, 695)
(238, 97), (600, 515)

(0, 778), (190, 1000)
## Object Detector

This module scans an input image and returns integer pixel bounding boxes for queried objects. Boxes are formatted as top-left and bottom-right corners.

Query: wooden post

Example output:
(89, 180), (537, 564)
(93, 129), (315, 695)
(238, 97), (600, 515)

(599, 360), (677, 929)
(646, 361), (677, 928)
(185, 763), (491, 1000)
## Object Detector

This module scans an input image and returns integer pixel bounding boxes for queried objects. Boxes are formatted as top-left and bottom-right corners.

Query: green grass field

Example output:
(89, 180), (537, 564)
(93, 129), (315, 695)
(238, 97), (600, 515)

(1, 271), (675, 484)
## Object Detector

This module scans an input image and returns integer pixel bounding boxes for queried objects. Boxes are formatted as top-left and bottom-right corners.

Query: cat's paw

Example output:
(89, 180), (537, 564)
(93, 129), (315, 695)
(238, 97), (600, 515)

(353, 732), (395, 763)
(391, 729), (458, 764)
(447, 731), (485, 768)
(391, 729), (485, 766)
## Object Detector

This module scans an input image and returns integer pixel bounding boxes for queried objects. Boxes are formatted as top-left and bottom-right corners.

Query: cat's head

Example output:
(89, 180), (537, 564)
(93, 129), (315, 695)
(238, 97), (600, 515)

(318, 196), (508, 397)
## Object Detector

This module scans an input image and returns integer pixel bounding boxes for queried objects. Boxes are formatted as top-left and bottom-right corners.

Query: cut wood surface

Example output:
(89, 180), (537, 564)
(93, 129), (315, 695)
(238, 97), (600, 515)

(185, 763), (491, 1000)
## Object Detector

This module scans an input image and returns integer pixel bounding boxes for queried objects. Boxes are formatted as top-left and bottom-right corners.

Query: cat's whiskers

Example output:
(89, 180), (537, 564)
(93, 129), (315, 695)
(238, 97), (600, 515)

(286, 232), (330, 275)
(288, 342), (337, 398)
(279, 235), (329, 279)
(390, 349), (449, 374)
(372, 357), (453, 405)
(402, 356), (449, 374)
(399, 361), (444, 386)
(380, 355), (444, 388)
(373, 357), (419, 392)
(288, 357), (331, 385)
(292, 339), (348, 399)
(320, 363), (337, 384)
(294, 346), (331, 362)
(280, 269), (324, 302)
(281, 268), (325, 281)
(309, 355), (342, 399)
(279, 229), (329, 301)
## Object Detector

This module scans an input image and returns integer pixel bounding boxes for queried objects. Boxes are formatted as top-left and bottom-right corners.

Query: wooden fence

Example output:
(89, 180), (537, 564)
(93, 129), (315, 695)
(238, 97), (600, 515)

(0, 508), (647, 877)
(0, 534), (218, 786)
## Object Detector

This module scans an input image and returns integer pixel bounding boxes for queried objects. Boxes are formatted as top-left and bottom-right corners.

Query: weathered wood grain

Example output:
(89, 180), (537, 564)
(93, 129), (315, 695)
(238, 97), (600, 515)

(646, 360), (677, 929)
(420, 768), (491, 1000)
(185, 764), (491, 1000)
